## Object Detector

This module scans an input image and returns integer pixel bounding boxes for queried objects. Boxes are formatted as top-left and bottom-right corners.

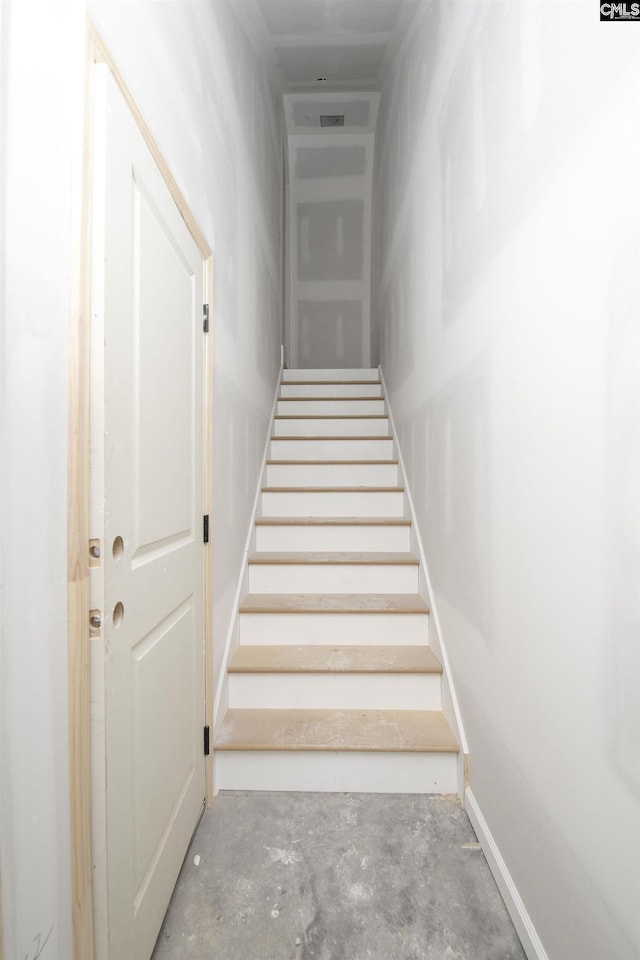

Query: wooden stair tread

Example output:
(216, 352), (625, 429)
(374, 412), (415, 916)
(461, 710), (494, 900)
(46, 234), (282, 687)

(281, 380), (381, 386)
(255, 517), (411, 526)
(274, 414), (388, 420)
(240, 593), (430, 614)
(229, 644), (442, 674)
(248, 551), (418, 565)
(279, 396), (384, 402)
(267, 459), (398, 465)
(262, 485), (404, 493)
(271, 435), (392, 441)
(215, 708), (458, 753)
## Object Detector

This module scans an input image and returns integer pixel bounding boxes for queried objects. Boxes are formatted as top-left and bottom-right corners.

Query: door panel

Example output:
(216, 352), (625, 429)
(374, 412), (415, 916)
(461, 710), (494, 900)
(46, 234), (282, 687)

(91, 65), (205, 960)
(133, 175), (195, 553)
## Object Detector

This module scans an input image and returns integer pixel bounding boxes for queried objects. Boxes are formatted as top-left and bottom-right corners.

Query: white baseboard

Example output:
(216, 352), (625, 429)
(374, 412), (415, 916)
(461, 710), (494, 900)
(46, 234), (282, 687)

(465, 788), (549, 960)
(212, 365), (283, 733)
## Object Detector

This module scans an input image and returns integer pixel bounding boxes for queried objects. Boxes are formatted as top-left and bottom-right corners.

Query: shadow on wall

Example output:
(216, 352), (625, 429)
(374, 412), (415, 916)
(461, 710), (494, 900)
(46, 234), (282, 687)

(396, 360), (490, 644)
(605, 228), (640, 803)
(373, 0), (640, 956)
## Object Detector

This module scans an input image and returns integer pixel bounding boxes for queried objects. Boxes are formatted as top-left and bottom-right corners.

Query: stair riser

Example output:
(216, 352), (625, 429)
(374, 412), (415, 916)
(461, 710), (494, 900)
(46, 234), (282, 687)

(239, 612), (429, 645)
(214, 750), (458, 794)
(261, 490), (404, 518)
(228, 673), (441, 710)
(270, 438), (394, 460)
(283, 368), (378, 382)
(265, 463), (399, 487)
(277, 399), (386, 416)
(274, 417), (389, 437)
(255, 525), (411, 552)
(248, 563), (419, 594)
(280, 383), (383, 398)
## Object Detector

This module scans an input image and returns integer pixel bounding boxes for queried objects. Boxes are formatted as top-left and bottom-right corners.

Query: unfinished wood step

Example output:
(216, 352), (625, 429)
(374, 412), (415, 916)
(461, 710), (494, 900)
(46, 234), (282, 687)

(281, 380), (382, 387)
(228, 646), (442, 711)
(255, 516), (410, 525)
(230, 644), (441, 673)
(270, 437), (393, 462)
(280, 395), (383, 402)
(280, 382), (383, 398)
(277, 399), (386, 416)
(215, 708), (457, 752)
(248, 551), (418, 564)
(254, 517), (411, 552)
(262, 485), (403, 492)
(274, 416), (389, 437)
(213, 709), (458, 792)
(277, 398), (386, 417)
(247, 551), (419, 594)
(261, 486), (405, 518)
(239, 593), (430, 645)
(282, 368), (379, 382)
(240, 593), (429, 614)
(265, 460), (399, 487)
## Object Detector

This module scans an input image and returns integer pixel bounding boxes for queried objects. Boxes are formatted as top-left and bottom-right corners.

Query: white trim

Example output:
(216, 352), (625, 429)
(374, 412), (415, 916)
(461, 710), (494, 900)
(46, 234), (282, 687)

(378, 365), (468, 756)
(465, 789), (550, 960)
(212, 366), (283, 731)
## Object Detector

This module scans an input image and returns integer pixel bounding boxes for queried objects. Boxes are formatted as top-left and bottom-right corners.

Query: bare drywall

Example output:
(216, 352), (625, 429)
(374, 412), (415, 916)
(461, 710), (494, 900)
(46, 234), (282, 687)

(373, 2), (640, 957)
(285, 93), (378, 368)
(0, 2), (85, 956)
(0, 1), (282, 956)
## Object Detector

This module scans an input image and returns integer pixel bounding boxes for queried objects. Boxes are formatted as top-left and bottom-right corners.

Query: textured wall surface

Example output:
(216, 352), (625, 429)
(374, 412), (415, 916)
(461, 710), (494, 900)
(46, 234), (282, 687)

(373, 2), (640, 957)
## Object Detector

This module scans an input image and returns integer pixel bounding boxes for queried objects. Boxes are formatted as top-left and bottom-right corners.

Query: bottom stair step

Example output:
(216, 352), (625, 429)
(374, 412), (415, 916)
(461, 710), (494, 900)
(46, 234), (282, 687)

(214, 709), (459, 794)
(215, 708), (457, 751)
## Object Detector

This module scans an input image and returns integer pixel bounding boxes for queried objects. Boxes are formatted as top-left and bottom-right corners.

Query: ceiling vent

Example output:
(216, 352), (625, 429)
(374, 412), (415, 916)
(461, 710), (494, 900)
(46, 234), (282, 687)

(320, 114), (345, 128)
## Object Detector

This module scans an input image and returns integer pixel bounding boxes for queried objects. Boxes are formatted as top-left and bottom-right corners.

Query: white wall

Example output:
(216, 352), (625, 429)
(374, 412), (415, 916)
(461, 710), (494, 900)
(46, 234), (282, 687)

(1, 3), (84, 956)
(373, 2), (640, 958)
(285, 93), (377, 368)
(0, 1), (282, 956)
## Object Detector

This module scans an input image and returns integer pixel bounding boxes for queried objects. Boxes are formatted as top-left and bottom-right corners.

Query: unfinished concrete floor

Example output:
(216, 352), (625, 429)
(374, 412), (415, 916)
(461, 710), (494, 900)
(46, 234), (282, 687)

(152, 791), (526, 960)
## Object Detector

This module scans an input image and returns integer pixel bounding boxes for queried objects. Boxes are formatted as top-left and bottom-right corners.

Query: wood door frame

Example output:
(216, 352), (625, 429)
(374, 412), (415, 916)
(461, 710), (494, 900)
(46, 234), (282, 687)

(68, 21), (214, 960)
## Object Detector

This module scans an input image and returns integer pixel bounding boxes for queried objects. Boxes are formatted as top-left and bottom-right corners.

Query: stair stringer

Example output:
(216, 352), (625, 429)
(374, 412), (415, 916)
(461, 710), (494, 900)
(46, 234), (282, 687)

(379, 365), (468, 798)
(212, 365), (283, 758)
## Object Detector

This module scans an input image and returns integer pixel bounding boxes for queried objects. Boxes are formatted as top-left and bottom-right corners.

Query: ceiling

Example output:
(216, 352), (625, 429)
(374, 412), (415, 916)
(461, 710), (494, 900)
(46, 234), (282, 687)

(235, 0), (420, 92)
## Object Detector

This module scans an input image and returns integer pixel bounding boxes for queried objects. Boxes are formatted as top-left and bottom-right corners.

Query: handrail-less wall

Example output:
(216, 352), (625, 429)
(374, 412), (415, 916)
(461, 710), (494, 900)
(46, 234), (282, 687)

(372, 3), (640, 959)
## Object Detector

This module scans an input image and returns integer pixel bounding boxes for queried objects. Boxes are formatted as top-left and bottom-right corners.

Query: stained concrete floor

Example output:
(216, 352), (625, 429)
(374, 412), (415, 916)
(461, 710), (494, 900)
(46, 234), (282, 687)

(152, 791), (527, 960)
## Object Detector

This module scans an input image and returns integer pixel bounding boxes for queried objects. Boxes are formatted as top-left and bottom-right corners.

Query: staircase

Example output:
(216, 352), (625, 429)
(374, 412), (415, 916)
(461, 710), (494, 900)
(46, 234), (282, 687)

(214, 368), (459, 794)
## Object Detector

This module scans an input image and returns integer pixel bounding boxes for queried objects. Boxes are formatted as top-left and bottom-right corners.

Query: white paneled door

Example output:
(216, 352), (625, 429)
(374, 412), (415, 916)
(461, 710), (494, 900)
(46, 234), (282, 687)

(90, 66), (205, 960)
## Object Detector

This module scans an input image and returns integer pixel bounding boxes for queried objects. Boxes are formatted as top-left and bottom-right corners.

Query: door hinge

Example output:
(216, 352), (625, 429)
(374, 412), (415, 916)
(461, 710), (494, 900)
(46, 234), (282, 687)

(203, 514), (209, 543)
(203, 303), (210, 333)
(204, 725), (210, 756)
